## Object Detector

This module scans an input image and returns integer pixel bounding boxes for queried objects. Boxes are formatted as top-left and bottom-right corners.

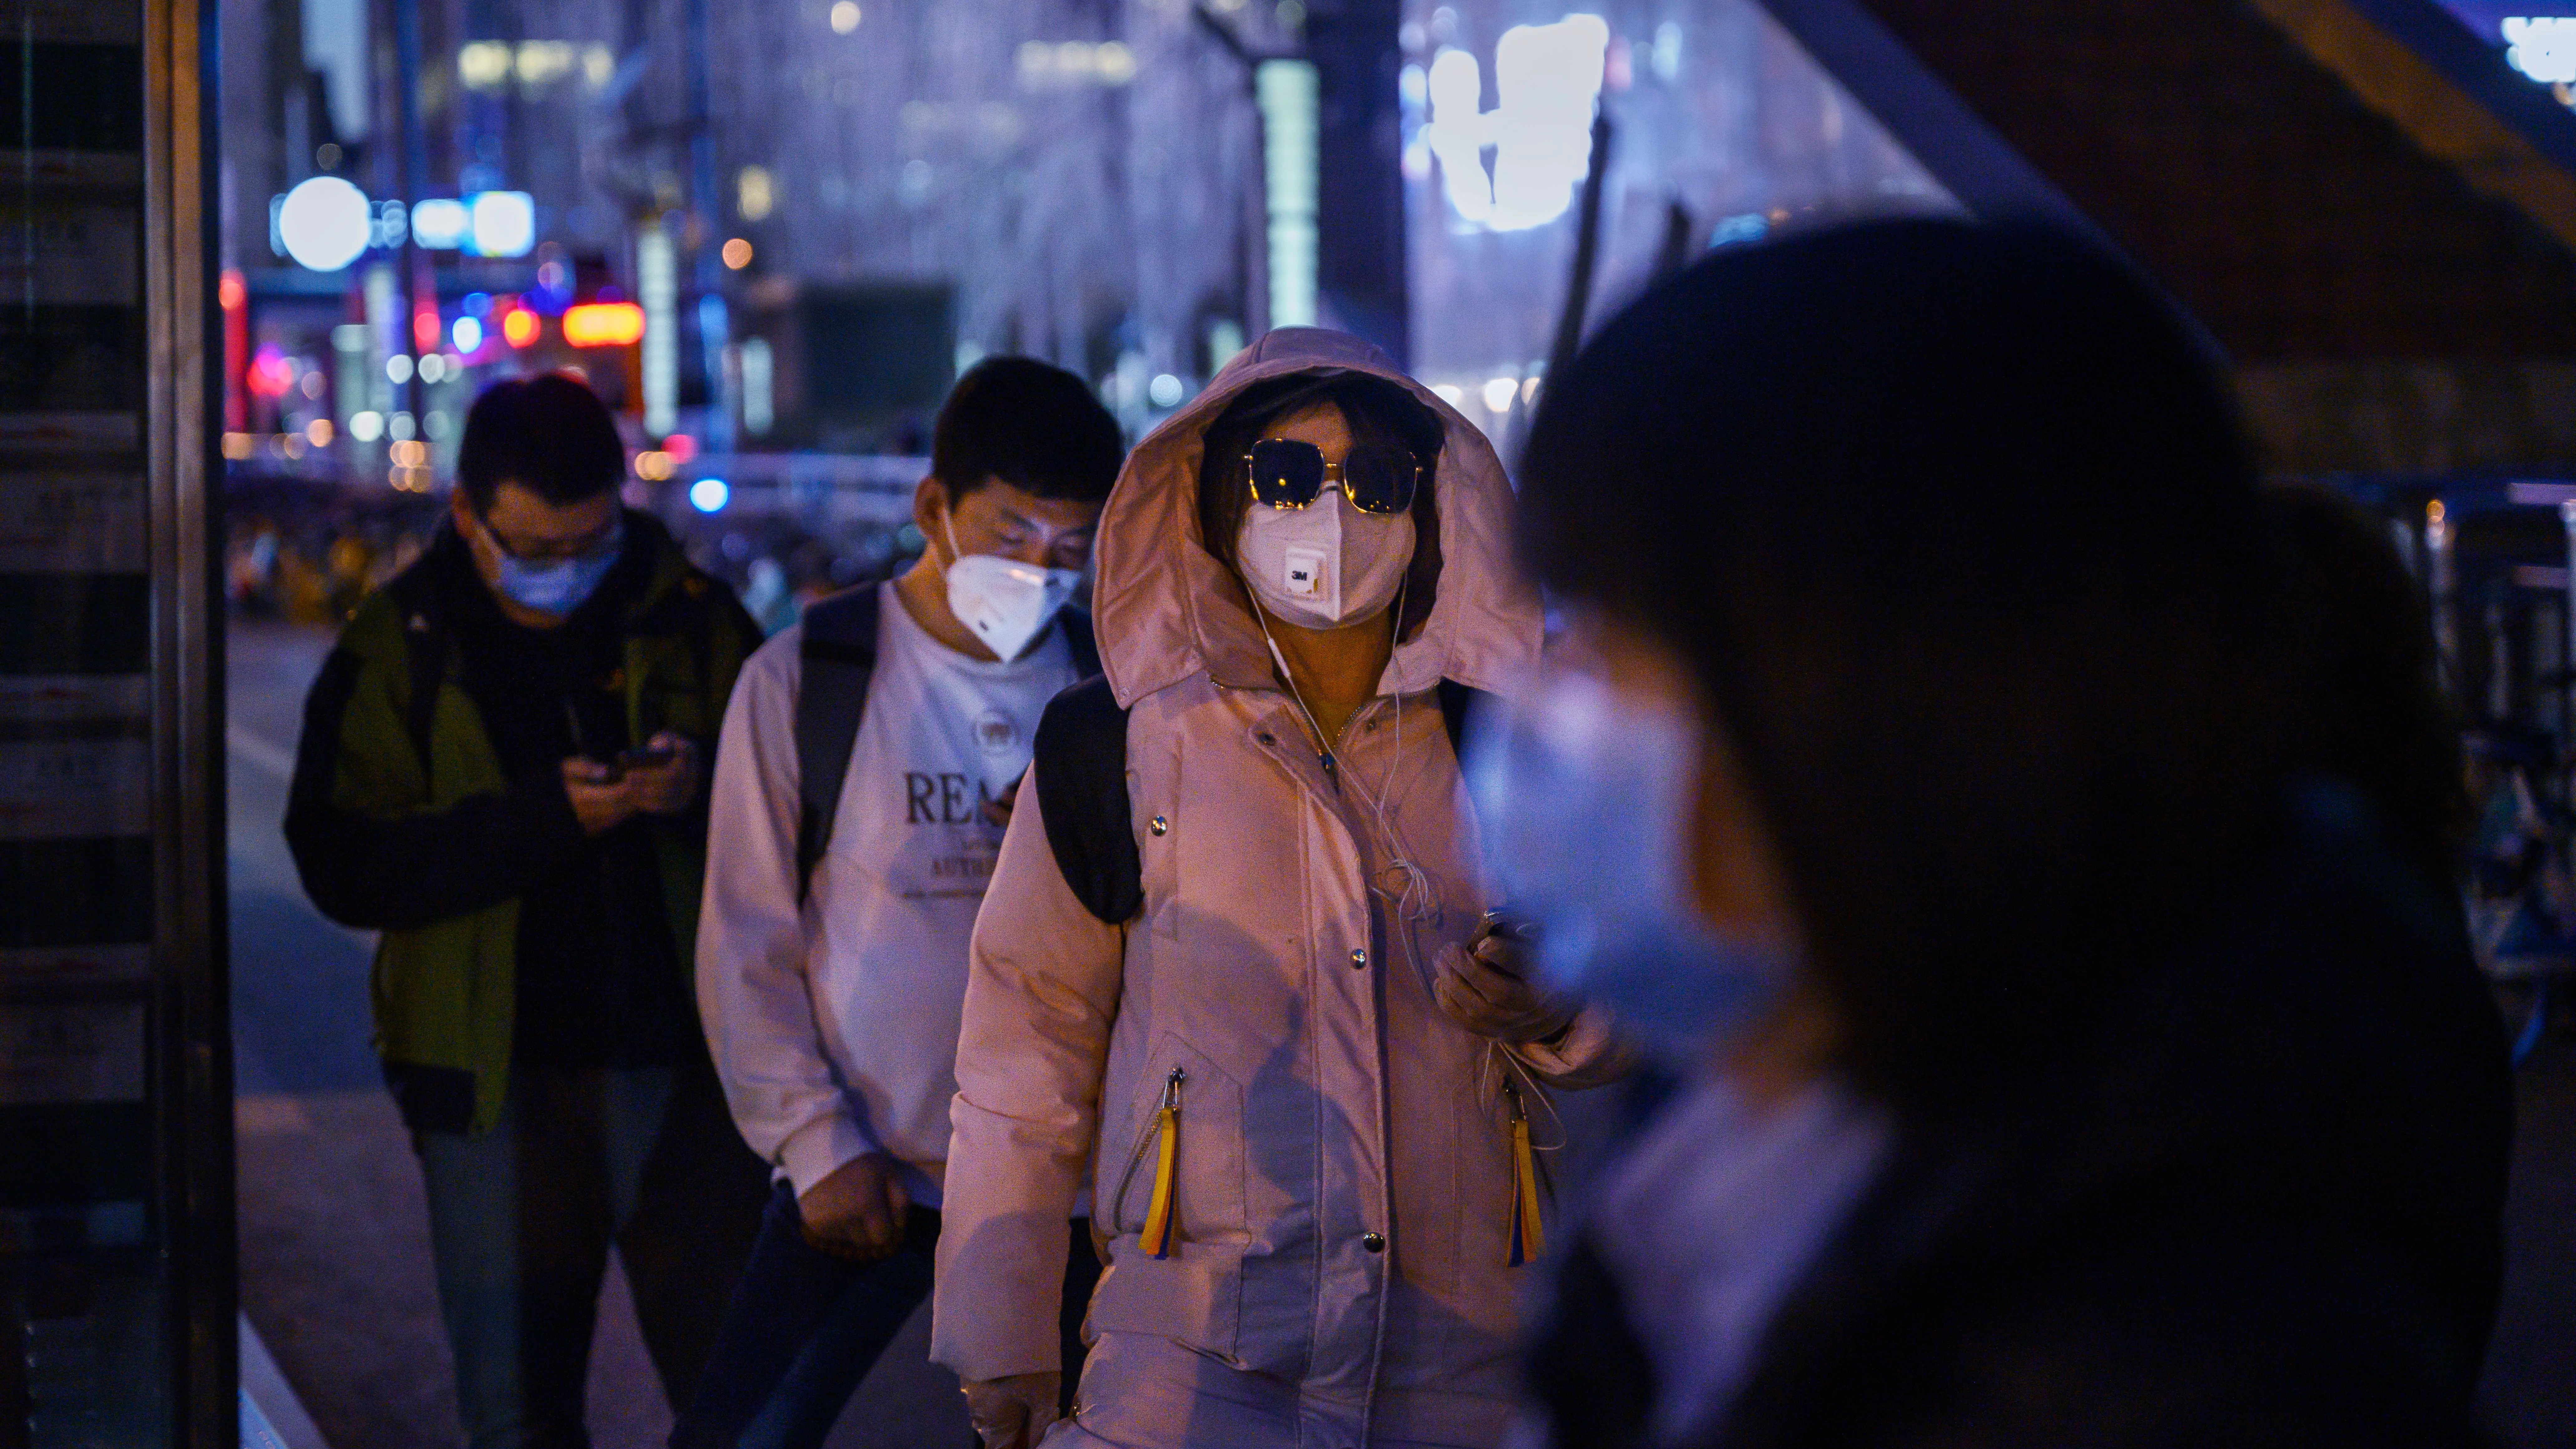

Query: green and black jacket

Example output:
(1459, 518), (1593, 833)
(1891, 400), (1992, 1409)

(284, 511), (759, 1133)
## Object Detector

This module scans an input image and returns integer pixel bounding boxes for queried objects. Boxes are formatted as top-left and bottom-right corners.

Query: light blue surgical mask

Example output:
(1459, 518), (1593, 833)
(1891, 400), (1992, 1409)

(1464, 669), (1788, 1063)
(483, 515), (624, 617)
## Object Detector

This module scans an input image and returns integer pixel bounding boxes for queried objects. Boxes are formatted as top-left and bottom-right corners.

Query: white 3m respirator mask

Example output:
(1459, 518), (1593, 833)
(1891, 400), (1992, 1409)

(941, 515), (1082, 661)
(1236, 489), (1415, 630)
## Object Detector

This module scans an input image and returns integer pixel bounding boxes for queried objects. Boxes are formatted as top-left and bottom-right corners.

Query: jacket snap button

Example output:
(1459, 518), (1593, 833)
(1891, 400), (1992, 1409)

(1350, 948), (1368, 969)
(1361, 1232), (1386, 1253)
(1149, 816), (1168, 836)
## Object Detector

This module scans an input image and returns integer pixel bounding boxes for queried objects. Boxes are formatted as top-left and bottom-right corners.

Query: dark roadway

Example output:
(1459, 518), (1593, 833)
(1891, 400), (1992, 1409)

(224, 618), (2575, 1448)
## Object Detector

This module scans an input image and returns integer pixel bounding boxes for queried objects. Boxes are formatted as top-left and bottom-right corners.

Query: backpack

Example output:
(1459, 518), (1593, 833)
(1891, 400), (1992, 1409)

(1032, 674), (1491, 925)
(792, 582), (1100, 899)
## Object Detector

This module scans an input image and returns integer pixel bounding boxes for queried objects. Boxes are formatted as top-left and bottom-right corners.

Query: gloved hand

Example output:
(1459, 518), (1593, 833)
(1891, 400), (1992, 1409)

(962, 1371), (1062, 1449)
(1433, 930), (1579, 1043)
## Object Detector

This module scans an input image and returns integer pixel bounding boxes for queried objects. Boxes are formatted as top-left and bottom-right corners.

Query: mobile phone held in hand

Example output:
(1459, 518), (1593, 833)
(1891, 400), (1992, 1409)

(617, 742), (681, 773)
(1476, 907), (1541, 978)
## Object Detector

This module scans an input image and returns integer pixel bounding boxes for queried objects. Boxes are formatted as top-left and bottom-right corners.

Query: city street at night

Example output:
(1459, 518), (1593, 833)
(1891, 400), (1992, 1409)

(11, 0), (2576, 1443)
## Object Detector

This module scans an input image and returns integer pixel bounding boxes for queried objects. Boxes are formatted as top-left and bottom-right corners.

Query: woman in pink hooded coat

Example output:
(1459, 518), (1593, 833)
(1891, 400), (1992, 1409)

(929, 329), (1626, 1448)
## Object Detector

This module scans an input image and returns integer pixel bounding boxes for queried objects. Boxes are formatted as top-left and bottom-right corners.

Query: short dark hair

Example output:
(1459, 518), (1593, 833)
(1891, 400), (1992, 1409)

(932, 356), (1124, 504)
(1195, 372), (1446, 636)
(454, 373), (627, 510)
(1522, 218), (2285, 1118)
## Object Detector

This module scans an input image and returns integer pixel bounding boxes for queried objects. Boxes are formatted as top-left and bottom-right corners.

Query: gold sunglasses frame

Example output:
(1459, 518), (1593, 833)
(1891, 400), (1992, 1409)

(1241, 446), (1422, 515)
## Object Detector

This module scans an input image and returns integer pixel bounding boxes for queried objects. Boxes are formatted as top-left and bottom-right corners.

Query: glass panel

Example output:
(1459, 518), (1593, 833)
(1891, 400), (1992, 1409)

(1401, 0), (1955, 424)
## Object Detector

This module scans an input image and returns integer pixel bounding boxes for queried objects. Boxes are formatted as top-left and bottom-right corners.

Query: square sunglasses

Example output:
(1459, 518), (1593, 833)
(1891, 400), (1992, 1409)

(1245, 437), (1422, 515)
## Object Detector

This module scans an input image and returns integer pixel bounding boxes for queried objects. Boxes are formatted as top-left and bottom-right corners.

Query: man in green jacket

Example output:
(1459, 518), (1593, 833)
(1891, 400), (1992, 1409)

(285, 373), (767, 1448)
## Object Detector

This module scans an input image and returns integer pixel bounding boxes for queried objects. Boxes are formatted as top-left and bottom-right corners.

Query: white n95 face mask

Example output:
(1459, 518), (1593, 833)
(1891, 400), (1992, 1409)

(942, 515), (1082, 661)
(1236, 489), (1415, 629)
(1464, 668), (1788, 1064)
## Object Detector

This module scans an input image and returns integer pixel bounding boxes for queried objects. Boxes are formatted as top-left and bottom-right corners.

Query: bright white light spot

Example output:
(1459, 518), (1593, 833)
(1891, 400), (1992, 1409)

(583, 44), (615, 87)
(277, 176), (372, 271)
(1521, 375), (1541, 405)
(458, 41), (514, 90)
(1399, 63), (1428, 108)
(452, 315), (484, 353)
(418, 353), (446, 383)
(690, 477), (732, 513)
(1016, 38), (1136, 87)
(411, 197), (470, 249)
(1149, 373), (1185, 408)
(830, 1), (862, 32)
(348, 410), (384, 442)
(1652, 22), (1683, 81)
(1431, 383), (1465, 408)
(469, 191), (536, 257)
(738, 166), (776, 222)
(389, 411), (417, 441)
(2505, 17), (2576, 83)
(1425, 49), (1491, 223)
(1483, 376), (1518, 412)
(386, 354), (414, 384)
(1422, 15), (1610, 232)
(515, 40), (576, 85)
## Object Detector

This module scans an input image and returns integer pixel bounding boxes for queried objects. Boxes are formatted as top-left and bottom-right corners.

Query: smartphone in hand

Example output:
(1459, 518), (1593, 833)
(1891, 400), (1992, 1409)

(617, 742), (680, 772)
(1476, 907), (1541, 978)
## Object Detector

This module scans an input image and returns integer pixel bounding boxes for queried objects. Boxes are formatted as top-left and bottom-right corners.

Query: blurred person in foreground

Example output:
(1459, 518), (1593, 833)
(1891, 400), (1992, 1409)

(2256, 480), (2509, 1389)
(930, 329), (1627, 1448)
(1486, 218), (2511, 1449)
(675, 358), (1121, 1448)
(285, 373), (770, 1447)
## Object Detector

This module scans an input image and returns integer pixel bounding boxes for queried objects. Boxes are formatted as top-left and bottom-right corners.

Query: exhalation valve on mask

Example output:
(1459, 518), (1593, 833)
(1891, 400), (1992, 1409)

(1462, 671), (1788, 1065)
(942, 514), (1083, 660)
(1238, 490), (1414, 629)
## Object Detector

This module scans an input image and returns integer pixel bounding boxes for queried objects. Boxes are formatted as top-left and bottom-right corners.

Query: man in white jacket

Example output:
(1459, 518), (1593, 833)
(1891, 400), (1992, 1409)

(673, 357), (1123, 1449)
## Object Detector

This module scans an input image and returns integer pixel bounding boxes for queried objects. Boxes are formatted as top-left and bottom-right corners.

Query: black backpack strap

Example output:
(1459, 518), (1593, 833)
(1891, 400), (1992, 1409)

(1032, 676), (1139, 925)
(1436, 678), (1490, 758)
(1059, 606), (1101, 679)
(794, 583), (884, 901)
(1027, 675), (1479, 928)
(388, 568), (447, 784)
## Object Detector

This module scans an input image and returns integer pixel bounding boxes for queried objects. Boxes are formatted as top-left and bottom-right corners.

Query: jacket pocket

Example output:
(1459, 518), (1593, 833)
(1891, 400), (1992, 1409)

(1086, 1241), (1245, 1364)
(1105, 1033), (1245, 1245)
(1093, 1033), (1247, 1360)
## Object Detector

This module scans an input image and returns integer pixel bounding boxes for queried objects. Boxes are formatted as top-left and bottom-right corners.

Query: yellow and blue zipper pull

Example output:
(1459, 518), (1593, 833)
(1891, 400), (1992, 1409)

(1139, 1066), (1185, 1260)
(1506, 1081), (1544, 1266)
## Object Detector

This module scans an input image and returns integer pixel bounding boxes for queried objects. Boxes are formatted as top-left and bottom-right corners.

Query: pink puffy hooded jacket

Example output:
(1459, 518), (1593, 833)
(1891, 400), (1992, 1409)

(930, 329), (1624, 1447)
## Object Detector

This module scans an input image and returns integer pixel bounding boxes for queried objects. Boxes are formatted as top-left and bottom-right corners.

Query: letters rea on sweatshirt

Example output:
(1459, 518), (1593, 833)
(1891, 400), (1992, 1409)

(904, 770), (1005, 827)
